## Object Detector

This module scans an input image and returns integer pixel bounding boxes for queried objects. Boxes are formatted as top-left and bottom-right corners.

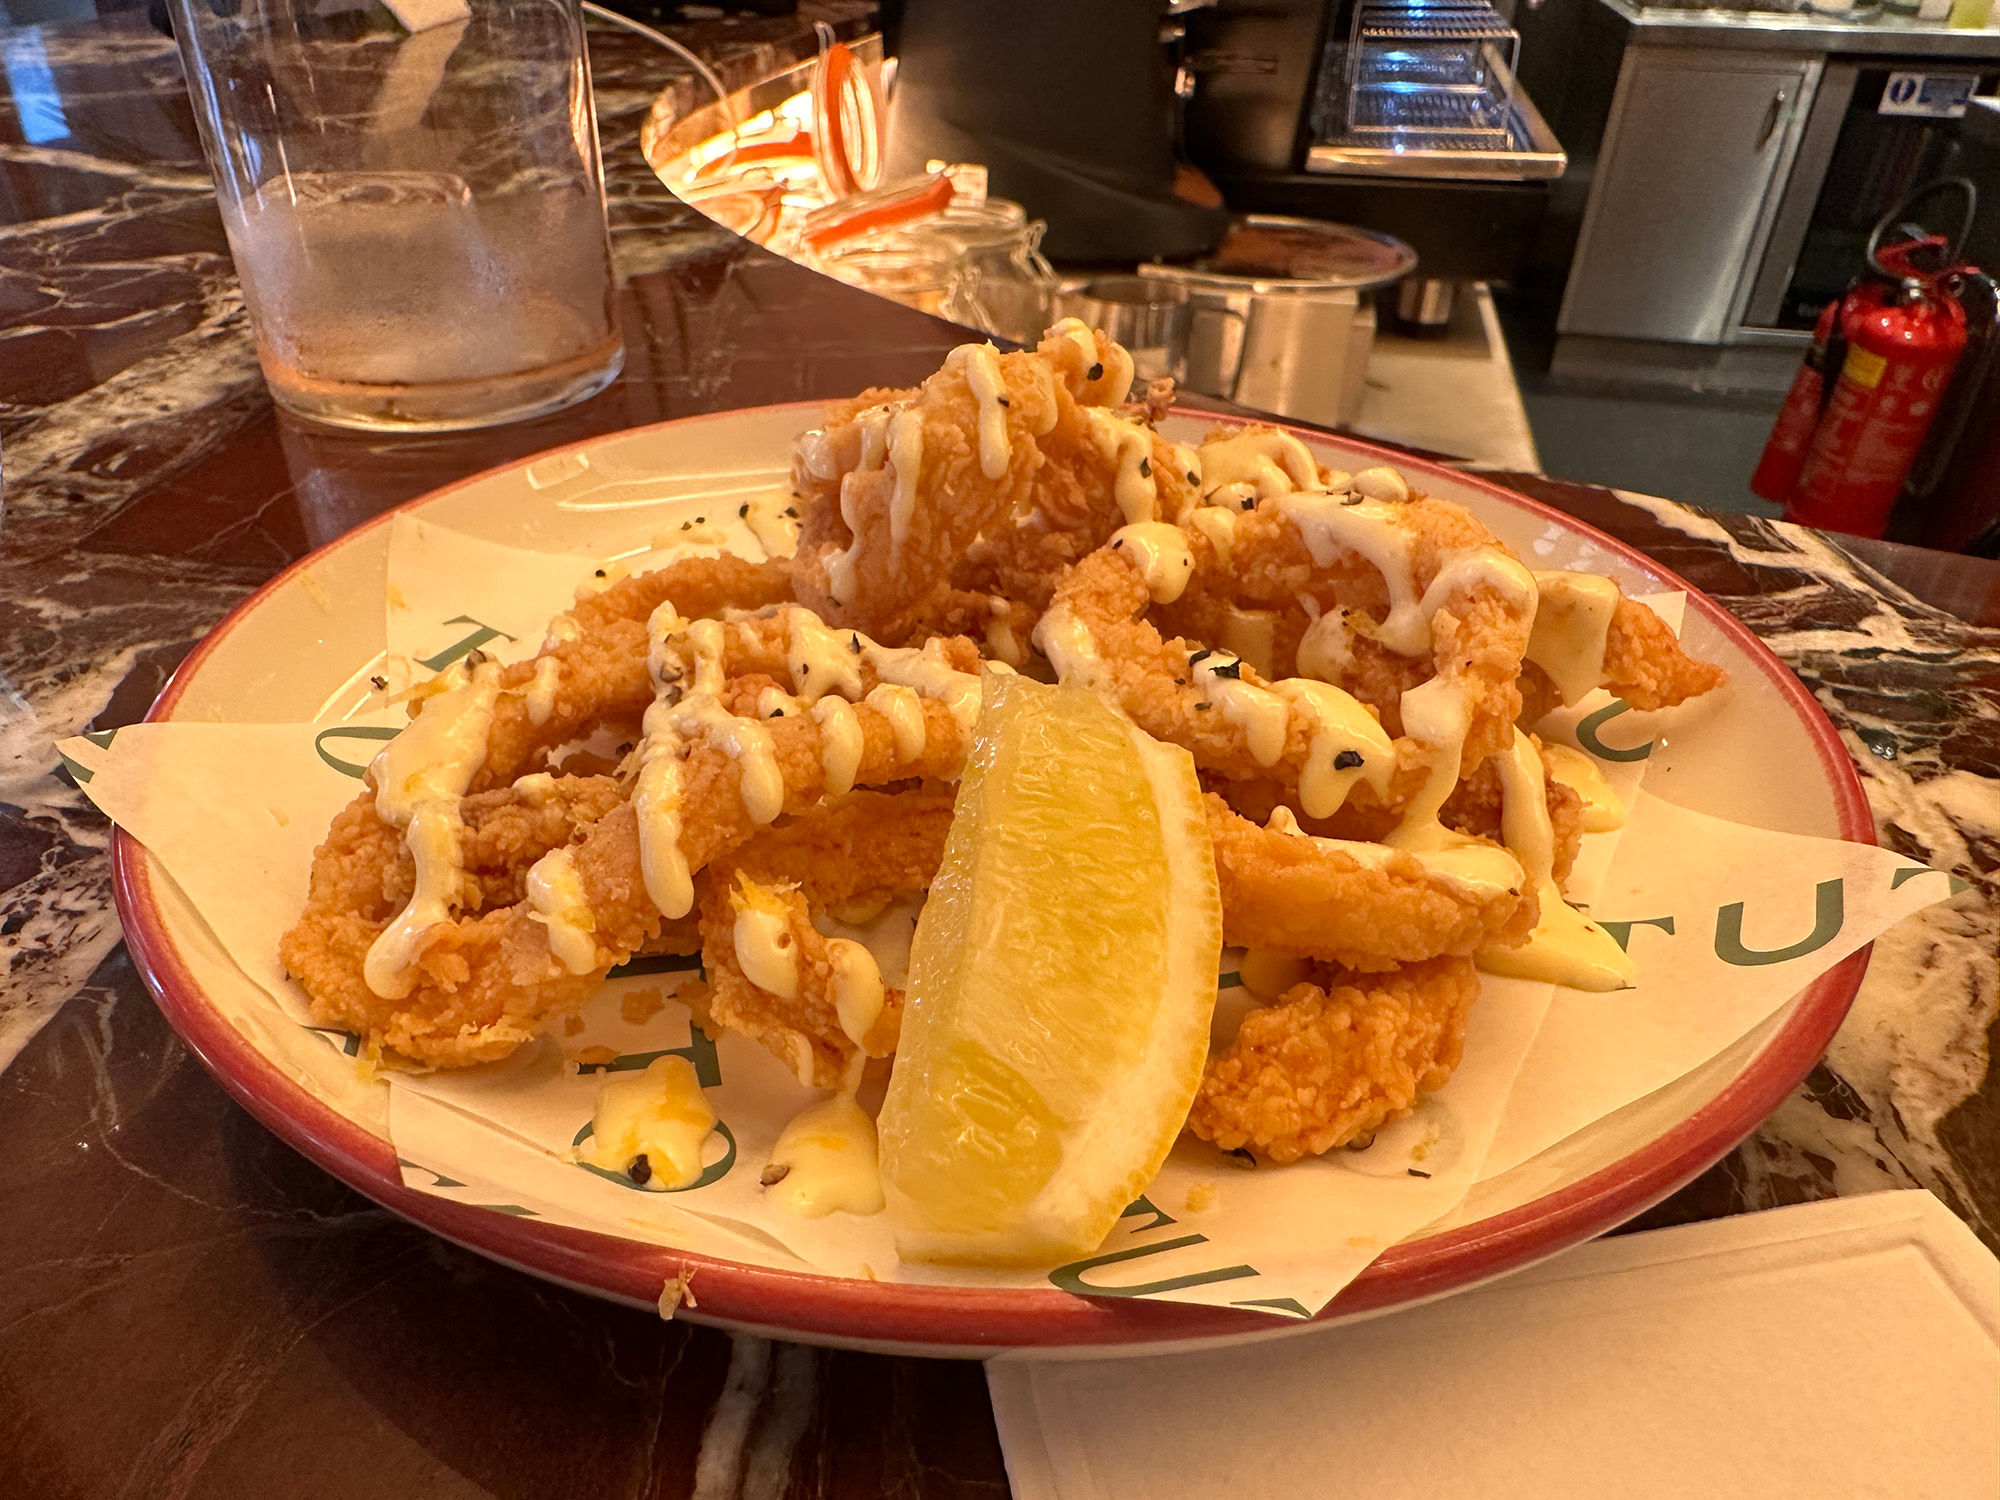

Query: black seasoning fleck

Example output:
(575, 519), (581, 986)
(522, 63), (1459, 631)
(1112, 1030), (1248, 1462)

(680, 520), (692, 531)
(1333, 750), (1365, 771)
(760, 1163), (791, 1186)
(1112, 538), (1124, 549)
(1186, 470), (1200, 484)
(1240, 497), (1255, 511)
(769, 709), (783, 718)
(849, 634), (862, 654)
(1174, 677), (1187, 686)
(1138, 457), (1151, 479)
(627, 1154), (653, 1186)
(997, 395), (1011, 408)
(1210, 660), (1243, 680)
(593, 568), (607, 578)
(1087, 361), (1104, 381)
(369, 675), (388, 691)
(783, 506), (798, 518)
(1407, 1168), (1432, 1179)
(1195, 701), (1213, 711)
(738, 503), (749, 518)
(695, 515), (705, 523)
(1188, 648), (1214, 667)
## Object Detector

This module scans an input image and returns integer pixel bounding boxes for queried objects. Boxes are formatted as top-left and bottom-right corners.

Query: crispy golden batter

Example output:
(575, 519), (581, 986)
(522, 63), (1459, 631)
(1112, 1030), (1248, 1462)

(789, 328), (1199, 645)
(694, 788), (955, 1087)
(1188, 957), (1479, 1162)
(1207, 796), (1533, 970)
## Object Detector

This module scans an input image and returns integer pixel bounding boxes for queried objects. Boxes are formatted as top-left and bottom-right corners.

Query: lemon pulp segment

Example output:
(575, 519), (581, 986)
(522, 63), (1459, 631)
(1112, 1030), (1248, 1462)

(878, 672), (1222, 1266)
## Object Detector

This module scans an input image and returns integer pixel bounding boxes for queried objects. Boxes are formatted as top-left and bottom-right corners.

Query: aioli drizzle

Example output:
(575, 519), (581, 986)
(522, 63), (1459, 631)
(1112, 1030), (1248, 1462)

(1527, 571), (1621, 706)
(362, 659), (505, 999)
(584, 1055), (717, 1191)
(1476, 730), (1636, 990)
(765, 1092), (884, 1218)
(1111, 521), (1195, 603)
(525, 847), (599, 975)
(945, 342), (1013, 480)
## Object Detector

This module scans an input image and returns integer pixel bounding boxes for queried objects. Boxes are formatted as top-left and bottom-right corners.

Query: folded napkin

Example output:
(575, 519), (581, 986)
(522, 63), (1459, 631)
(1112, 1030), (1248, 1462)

(988, 1190), (1998, 1500)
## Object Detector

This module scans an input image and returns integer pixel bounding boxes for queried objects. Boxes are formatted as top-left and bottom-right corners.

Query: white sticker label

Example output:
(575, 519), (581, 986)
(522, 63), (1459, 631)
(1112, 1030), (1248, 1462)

(1879, 72), (1977, 119)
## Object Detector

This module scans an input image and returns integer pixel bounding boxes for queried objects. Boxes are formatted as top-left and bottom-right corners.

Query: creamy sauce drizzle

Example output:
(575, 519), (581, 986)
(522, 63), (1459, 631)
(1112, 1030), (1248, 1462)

(864, 683), (927, 761)
(1198, 428), (1319, 500)
(1542, 743), (1626, 831)
(632, 607), (785, 921)
(886, 408), (926, 552)
(946, 342), (1013, 480)
(363, 659), (504, 999)
(731, 879), (800, 999)
(525, 847), (598, 975)
(1111, 522), (1195, 603)
(525, 656), (562, 726)
(584, 1055), (716, 1190)
(1048, 316), (1135, 406)
(1296, 606), (1358, 682)
(1184, 505), (1238, 563)
(1191, 648), (1290, 766)
(1083, 408), (1161, 524)
(1527, 571), (1621, 706)
(825, 938), (886, 1048)
(1273, 679), (1396, 819)
(765, 1093), (884, 1217)
(742, 494), (802, 559)
(1380, 677), (1525, 901)
(1477, 730), (1636, 990)
(812, 696), (864, 794)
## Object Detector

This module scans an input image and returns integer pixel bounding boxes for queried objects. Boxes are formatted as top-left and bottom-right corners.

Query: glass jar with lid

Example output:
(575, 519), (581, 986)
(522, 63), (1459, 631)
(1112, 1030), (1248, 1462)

(908, 200), (1059, 345)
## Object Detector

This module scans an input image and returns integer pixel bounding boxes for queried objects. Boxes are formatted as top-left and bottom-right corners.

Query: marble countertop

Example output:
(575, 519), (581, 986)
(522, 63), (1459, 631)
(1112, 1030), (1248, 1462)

(1, 10), (1995, 1497)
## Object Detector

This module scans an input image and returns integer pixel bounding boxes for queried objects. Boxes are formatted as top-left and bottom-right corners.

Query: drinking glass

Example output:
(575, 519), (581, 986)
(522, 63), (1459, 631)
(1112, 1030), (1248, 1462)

(168, 0), (623, 431)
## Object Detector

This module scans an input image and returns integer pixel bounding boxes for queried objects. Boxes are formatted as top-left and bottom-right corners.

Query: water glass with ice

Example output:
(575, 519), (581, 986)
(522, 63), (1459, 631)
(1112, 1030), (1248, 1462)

(168, 0), (623, 431)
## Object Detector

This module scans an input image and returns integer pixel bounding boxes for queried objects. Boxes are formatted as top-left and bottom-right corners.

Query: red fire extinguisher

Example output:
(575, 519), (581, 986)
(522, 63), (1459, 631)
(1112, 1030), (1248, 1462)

(1782, 182), (1978, 539)
(1749, 296), (1842, 503)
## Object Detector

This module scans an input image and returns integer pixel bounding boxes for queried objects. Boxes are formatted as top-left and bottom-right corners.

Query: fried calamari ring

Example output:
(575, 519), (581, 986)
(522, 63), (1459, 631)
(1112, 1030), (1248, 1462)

(282, 667), (978, 1067)
(282, 773), (629, 1065)
(789, 327), (1200, 645)
(1188, 956), (1479, 1162)
(1206, 797), (1533, 970)
(446, 553), (797, 795)
(692, 787), (954, 1086)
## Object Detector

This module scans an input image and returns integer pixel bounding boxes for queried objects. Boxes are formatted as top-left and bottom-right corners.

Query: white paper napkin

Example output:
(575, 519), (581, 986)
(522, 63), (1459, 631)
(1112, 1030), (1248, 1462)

(987, 1190), (1999, 1500)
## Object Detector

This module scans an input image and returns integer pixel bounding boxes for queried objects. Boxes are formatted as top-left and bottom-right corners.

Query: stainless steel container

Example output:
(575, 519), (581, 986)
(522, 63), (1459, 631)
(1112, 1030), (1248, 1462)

(1052, 276), (1191, 382)
(1137, 215), (1416, 426)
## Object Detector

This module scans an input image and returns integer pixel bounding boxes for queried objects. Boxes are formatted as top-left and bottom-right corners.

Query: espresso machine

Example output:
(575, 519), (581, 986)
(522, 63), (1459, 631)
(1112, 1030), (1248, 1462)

(1177, 0), (1565, 331)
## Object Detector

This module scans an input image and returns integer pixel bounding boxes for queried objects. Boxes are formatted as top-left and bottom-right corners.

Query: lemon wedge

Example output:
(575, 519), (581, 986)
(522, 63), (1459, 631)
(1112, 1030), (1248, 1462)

(878, 671), (1223, 1266)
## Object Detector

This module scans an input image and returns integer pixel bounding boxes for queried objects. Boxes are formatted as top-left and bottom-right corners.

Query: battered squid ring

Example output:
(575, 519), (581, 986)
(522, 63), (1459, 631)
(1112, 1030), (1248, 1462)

(282, 669), (979, 1067)
(1151, 492), (1538, 769)
(692, 787), (956, 1088)
(281, 772), (634, 1065)
(455, 553), (797, 795)
(1036, 541), (1463, 815)
(789, 324), (1201, 645)
(1206, 797), (1535, 970)
(1189, 956), (1480, 1162)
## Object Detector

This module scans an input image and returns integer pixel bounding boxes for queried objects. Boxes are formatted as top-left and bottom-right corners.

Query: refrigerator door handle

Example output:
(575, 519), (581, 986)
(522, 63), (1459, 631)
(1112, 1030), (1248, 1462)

(1758, 87), (1788, 151)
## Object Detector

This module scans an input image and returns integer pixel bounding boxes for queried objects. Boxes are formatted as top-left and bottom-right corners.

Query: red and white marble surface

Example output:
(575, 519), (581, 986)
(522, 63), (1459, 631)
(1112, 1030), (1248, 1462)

(0, 10), (1994, 1497)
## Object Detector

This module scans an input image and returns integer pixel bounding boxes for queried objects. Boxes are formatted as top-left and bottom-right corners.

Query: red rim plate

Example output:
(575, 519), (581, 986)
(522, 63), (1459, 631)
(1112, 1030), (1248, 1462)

(112, 404), (1874, 1353)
